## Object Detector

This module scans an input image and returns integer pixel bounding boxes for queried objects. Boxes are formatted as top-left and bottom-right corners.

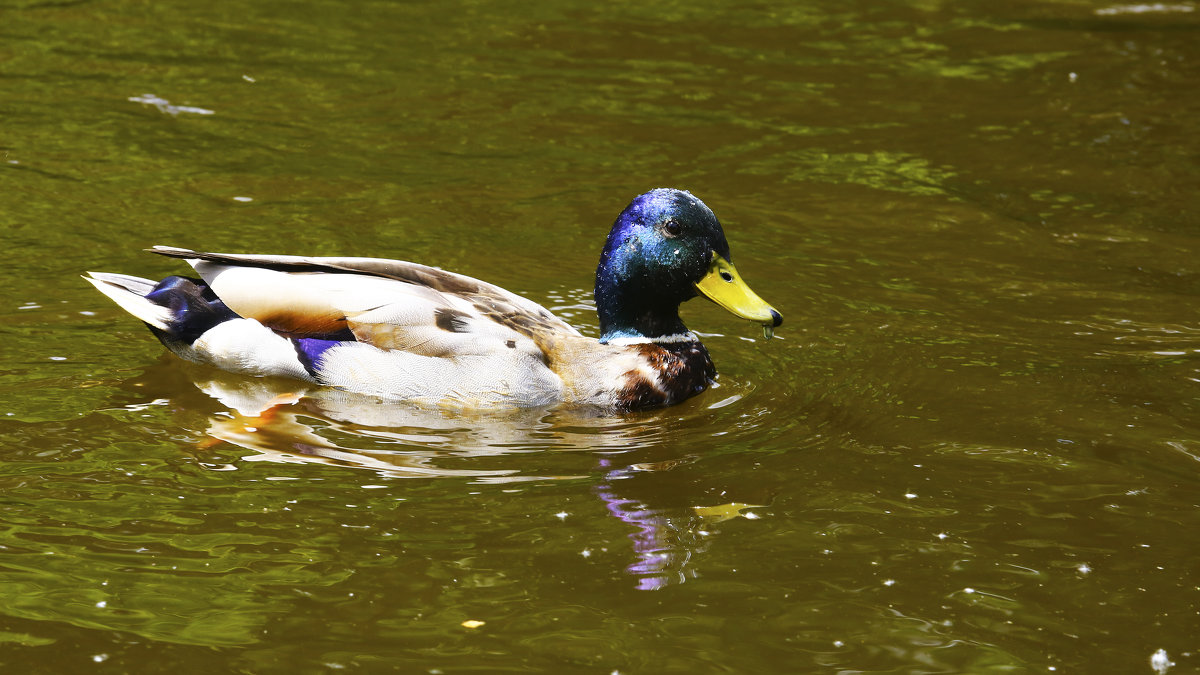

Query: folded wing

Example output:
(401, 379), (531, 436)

(150, 246), (582, 358)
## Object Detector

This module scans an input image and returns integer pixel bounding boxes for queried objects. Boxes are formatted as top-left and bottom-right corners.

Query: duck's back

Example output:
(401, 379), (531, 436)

(106, 248), (584, 407)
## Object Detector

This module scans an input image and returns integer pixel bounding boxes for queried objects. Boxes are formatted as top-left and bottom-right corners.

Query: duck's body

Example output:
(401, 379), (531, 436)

(86, 189), (780, 411)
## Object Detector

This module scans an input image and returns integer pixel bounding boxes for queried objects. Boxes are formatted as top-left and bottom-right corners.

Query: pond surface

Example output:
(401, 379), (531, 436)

(3, 0), (1200, 672)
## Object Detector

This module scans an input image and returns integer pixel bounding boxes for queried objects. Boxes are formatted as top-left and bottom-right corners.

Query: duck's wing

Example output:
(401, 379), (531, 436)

(149, 246), (583, 356)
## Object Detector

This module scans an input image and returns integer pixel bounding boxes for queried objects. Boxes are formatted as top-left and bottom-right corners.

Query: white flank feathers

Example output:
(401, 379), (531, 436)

(189, 319), (312, 381)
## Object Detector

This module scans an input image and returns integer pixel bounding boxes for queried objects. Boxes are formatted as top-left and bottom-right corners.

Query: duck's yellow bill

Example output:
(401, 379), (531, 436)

(695, 252), (782, 339)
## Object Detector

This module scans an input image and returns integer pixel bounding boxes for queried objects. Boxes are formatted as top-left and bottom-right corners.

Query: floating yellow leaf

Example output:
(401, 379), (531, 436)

(692, 502), (765, 522)
(461, 620), (485, 629)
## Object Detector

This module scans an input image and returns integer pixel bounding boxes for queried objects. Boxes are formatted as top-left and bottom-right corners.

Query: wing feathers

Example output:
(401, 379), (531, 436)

(149, 247), (580, 361)
(151, 246), (581, 339)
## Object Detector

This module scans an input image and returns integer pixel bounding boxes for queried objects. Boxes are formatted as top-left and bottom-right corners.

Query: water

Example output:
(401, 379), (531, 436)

(3, 0), (1200, 672)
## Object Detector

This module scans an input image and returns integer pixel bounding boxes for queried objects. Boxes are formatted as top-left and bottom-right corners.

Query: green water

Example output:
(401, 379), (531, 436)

(3, 0), (1200, 672)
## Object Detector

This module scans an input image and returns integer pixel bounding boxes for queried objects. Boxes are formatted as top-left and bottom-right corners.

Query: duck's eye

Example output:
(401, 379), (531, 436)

(720, 271), (733, 282)
(662, 219), (682, 237)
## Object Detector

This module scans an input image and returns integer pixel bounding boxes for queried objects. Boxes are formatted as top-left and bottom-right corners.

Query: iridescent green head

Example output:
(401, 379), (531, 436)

(594, 188), (781, 343)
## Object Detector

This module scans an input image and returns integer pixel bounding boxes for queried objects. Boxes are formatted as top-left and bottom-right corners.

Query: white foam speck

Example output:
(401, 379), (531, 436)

(1151, 649), (1173, 674)
(1096, 4), (1194, 14)
(128, 93), (215, 116)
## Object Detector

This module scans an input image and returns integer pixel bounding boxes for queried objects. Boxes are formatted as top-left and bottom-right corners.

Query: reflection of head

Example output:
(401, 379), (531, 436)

(595, 461), (710, 591)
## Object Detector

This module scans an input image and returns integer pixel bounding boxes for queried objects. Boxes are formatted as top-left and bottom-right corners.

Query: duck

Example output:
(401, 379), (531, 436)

(84, 188), (782, 411)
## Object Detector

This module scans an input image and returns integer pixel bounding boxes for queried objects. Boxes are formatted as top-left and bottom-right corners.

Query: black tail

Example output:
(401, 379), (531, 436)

(143, 276), (239, 344)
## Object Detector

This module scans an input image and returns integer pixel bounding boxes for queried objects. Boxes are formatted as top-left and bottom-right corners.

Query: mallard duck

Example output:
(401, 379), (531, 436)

(85, 188), (781, 411)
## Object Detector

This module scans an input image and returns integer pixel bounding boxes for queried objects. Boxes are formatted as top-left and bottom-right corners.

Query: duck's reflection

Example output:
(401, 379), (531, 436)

(595, 458), (764, 590)
(194, 374), (580, 480)
(595, 462), (709, 590)
(117, 363), (763, 590)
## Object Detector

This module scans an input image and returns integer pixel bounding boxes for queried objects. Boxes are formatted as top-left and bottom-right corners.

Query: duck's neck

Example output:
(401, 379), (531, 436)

(595, 277), (691, 344)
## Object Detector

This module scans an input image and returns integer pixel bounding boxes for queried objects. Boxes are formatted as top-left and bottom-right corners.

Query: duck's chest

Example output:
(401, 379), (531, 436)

(614, 341), (716, 410)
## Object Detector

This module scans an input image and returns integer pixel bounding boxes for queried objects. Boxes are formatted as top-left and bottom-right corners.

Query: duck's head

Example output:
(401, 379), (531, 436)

(594, 188), (782, 343)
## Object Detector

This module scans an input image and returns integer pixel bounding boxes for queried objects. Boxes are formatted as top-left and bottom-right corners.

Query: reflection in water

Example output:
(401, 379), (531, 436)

(164, 367), (752, 590)
(595, 462), (709, 590)
(197, 378), (552, 481)
(597, 462), (766, 590)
